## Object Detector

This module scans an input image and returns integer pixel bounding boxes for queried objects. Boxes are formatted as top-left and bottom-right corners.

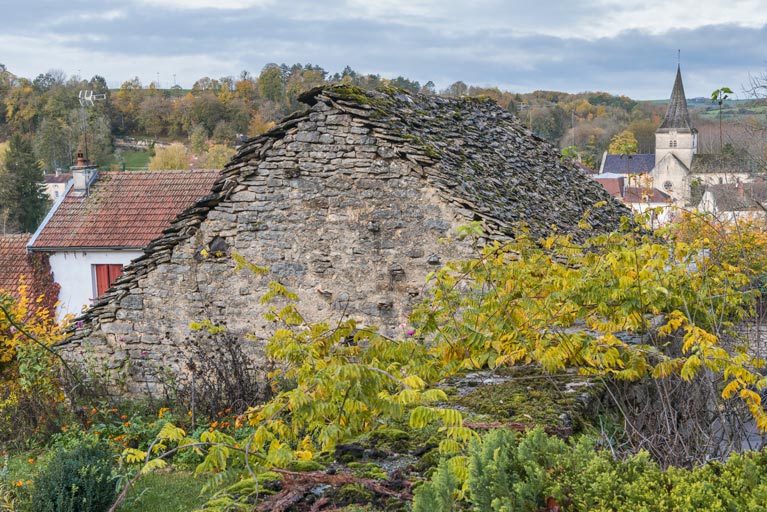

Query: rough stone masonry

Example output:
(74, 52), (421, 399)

(63, 85), (630, 394)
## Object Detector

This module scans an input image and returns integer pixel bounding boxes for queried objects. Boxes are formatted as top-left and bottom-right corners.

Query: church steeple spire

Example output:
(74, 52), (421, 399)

(658, 65), (694, 132)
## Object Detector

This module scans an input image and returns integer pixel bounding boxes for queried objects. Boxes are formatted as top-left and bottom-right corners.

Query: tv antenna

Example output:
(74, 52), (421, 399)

(78, 90), (106, 162)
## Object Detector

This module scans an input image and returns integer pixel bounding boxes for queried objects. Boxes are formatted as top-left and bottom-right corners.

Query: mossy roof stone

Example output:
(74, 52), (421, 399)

(288, 85), (628, 241)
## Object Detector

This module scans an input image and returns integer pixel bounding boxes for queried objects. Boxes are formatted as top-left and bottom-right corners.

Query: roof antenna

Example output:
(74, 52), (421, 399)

(77, 90), (106, 163)
(677, 49), (681, 67)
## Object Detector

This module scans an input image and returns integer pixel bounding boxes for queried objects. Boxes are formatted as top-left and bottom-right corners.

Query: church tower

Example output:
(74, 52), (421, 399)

(653, 65), (698, 202)
(655, 65), (697, 167)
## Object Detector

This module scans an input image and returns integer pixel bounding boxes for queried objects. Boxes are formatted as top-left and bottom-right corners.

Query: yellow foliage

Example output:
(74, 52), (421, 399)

(148, 143), (188, 170)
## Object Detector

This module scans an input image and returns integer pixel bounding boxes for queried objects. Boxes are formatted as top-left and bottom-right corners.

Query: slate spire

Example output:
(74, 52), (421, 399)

(658, 65), (694, 131)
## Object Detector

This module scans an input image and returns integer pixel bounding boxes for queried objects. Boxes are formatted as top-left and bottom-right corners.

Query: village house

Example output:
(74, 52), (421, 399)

(62, 85), (631, 394)
(43, 169), (73, 201)
(698, 182), (767, 221)
(26, 156), (219, 320)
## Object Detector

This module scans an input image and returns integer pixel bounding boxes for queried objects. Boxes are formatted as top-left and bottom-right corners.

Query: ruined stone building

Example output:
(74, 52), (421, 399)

(62, 85), (629, 393)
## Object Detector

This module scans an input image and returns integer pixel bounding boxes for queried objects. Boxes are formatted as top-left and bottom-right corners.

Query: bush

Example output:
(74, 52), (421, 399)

(413, 428), (767, 511)
(31, 441), (116, 512)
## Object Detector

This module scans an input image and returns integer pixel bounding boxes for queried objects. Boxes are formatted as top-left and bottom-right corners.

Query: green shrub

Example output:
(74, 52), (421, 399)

(413, 428), (767, 511)
(31, 441), (117, 512)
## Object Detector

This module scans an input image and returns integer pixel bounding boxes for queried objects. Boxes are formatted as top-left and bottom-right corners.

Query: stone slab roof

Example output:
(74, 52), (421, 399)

(292, 86), (629, 240)
(601, 154), (655, 175)
(691, 153), (763, 175)
(44, 173), (72, 184)
(30, 170), (220, 250)
(705, 183), (767, 212)
(0, 234), (33, 295)
(658, 66), (695, 132)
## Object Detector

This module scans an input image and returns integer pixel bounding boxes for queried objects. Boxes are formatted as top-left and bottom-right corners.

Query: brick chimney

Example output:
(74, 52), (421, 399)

(71, 149), (98, 194)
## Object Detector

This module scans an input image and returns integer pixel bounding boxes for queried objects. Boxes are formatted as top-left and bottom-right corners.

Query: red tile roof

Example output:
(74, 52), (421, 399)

(623, 187), (671, 204)
(594, 177), (624, 199)
(0, 234), (33, 295)
(31, 170), (220, 250)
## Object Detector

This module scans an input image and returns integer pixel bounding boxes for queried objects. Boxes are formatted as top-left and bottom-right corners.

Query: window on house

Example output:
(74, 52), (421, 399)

(93, 264), (124, 297)
(669, 139), (677, 148)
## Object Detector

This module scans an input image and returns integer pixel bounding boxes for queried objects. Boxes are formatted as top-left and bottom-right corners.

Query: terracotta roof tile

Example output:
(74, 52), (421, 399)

(594, 177), (624, 199)
(0, 234), (33, 295)
(623, 187), (671, 204)
(31, 170), (220, 250)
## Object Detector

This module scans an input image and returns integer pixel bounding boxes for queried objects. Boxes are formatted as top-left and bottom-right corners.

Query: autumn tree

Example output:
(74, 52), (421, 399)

(199, 143), (235, 169)
(113, 77), (143, 133)
(258, 64), (285, 103)
(608, 129), (639, 155)
(443, 81), (468, 97)
(34, 117), (70, 171)
(189, 124), (209, 154)
(0, 134), (49, 232)
(148, 143), (188, 170)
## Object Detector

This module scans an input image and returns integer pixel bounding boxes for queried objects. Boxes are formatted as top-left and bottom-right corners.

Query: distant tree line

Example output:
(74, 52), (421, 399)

(1, 61), (764, 232)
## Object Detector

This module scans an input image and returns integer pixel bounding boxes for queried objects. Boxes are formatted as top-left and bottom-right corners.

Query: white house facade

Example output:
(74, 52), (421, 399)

(28, 156), (220, 321)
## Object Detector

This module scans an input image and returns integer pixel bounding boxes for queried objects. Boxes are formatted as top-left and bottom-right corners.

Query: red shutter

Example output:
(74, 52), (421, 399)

(94, 264), (124, 297)
(108, 264), (123, 285)
(95, 265), (110, 297)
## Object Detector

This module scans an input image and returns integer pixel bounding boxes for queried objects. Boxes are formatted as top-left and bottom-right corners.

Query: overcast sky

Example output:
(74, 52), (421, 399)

(2, 0), (766, 99)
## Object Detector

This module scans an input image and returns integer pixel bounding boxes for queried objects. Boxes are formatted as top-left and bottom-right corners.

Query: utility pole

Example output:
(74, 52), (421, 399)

(571, 110), (575, 147)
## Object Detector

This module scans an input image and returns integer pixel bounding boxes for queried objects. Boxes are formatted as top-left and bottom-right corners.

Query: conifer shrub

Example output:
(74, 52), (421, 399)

(30, 441), (117, 512)
(413, 427), (767, 511)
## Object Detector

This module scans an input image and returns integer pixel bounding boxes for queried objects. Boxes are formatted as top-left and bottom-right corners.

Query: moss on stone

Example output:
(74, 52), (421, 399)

(288, 459), (326, 472)
(347, 462), (389, 480)
(367, 428), (411, 452)
(451, 366), (600, 430)
(336, 484), (376, 504)
(331, 85), (375, 105)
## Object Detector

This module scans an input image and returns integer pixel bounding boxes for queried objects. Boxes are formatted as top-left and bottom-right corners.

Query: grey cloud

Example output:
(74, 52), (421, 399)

(4, 1), (766, 99)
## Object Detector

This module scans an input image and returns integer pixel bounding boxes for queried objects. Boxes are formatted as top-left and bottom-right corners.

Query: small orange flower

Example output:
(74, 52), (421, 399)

(210, 421), (219, 428)
(27, 458), (34, 464)
(123, 422), (130, 427)
(121, 415), (128, 420)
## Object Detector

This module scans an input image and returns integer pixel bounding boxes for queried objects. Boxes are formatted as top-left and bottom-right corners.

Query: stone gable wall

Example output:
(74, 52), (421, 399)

(63, 101), (475, 394)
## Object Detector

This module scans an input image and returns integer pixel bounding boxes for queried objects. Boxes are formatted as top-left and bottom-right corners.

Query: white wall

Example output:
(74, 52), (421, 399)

(49, 250), (143, 321)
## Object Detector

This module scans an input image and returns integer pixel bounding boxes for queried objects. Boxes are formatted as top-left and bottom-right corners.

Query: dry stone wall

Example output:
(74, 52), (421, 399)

(62, 86), (630, 395)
